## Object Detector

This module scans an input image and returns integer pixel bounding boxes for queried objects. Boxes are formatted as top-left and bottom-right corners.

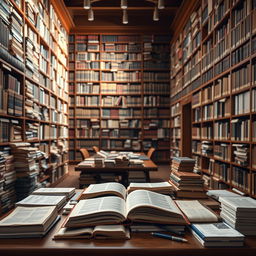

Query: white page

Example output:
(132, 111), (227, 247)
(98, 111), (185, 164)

(128, 182), (171, 188)
(175, 200), (218, 222)
(126, 190), (181, 216)
(16, 195), (66, 206)
(0, 206), (56, 226)
(70, 196), (126, 218)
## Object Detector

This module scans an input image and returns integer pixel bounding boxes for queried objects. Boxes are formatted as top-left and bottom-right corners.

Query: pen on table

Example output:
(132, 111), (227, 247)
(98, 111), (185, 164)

(151, 232), (188, 243)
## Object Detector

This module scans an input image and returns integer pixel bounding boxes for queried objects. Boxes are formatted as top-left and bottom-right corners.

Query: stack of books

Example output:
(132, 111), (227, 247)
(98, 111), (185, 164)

(169, 157), (206, 198)
(10, 142), (44, 200)
(95, 158), (104, 167)
(233, 144), (249, 167)
(115, 155), (129, 167)
(32, 187), (76, 200)
(191, 222), (244, 247)
(127, 182), (172, 194)
(0, 147), (16, 214)
(220, 196), (256, 235)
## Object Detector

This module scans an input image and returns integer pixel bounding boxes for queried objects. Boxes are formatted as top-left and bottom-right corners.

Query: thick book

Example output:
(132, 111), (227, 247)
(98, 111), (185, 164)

(175, 200), (220, 223)
(206, 190), (242, 201)
(80, 182), (173, 200)
(0, 206), (59, 238)
(65, 190), (188, 227)
(53, 225), (130, 240)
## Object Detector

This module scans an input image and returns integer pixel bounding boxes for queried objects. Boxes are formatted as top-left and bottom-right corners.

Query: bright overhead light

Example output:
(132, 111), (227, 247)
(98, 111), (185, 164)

(121, 0), (128, 9)
(83, 0), (91, 9)
(158, 0), (165, 9)
(88, 8), (94, 21)
(153, 6), (159, 21)
(122, 9), (128, 24)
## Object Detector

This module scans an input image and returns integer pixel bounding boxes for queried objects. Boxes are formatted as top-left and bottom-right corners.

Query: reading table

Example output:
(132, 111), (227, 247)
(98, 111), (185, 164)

(0, 214), (256, 256)
(75, 153), (158, 186)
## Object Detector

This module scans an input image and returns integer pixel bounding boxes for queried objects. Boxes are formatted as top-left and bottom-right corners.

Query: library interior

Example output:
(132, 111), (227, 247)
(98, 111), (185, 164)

(0, 0), (256, 255)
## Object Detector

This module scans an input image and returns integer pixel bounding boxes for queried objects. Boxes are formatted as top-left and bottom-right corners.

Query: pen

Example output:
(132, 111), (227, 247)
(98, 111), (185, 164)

(151, 232), (188, 243)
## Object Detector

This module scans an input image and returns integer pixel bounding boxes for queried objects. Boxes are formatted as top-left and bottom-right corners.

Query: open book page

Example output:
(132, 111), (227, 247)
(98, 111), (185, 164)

(53, 227), (93, 239)
(175, 200), (219, 223)
(128, 182), (171, 189)
(16, 195), (66, 207)
(0, 206), (57, 226)
(66, 196), (126, 226)
(93, 225), (130, 239)
(81, 182), (127, 199)
(126, 190), (185, 223)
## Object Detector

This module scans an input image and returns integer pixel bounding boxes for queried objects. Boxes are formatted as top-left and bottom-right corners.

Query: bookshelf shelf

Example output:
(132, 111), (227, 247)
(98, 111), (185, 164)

(69, 33), (170, 163)
(171, 0), (256, 195)
(0, 0), (69, 214)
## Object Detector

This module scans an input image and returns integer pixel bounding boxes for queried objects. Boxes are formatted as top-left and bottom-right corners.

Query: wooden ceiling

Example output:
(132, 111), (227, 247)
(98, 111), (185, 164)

(63, 0), (183, 33)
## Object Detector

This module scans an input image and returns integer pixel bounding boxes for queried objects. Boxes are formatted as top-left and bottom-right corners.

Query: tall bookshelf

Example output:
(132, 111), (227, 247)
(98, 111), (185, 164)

(0, 0), (69, 214)
(170, 0), (256, 197)
(68, 33), (170, 163)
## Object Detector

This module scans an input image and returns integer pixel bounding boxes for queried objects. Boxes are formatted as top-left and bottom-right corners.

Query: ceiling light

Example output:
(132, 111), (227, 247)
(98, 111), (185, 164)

(158, 0), (165, 9)
(153, 6), (159, 21)
(83, 0), (91, 9)
(121, 0), (128, 9)
(122, 9), (128, 24)
(88, 8), (94, 21)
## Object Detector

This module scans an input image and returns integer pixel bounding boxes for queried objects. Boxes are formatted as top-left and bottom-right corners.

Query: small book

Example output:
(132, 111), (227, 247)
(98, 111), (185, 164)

(32, 187), (76, 199)
(53, 225), (130, 240)
(175, 200), (220, 223)
(127, 182), (172, 194)
(0, 206), (59, 238)
(16, 195), (67, 210)
(65, 190), (187, 227)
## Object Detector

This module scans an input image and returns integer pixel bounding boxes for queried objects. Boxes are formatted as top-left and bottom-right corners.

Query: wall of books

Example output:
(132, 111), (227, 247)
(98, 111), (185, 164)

(0, 0), (69, 214)
(170, 0), (256, 197)
(68, 34), (170, 163)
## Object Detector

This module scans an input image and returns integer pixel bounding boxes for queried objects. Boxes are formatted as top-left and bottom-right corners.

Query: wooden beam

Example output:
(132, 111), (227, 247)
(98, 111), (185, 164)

(67, 6), (178, 11)
(51, 0), (75, 31)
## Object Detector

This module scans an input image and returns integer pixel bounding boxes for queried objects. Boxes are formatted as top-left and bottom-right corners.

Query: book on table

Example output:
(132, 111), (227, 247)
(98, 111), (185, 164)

(80, 182), (173, 200)
(175, 200), (220, 223)
(191, 222), (244, 247)
(53, 225), (130, 240)
(32, 187), (76, 199)
(0, 206), (59, 238)
(16, 194), (67, 210)
(64, 190), (188, 227)
(206, 189), (242, 201)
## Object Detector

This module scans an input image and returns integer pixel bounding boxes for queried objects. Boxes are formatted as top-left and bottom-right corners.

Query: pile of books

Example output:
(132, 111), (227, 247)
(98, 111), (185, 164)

(114, 155), (129, 167)
(10, 142), (45, 200)
(169, 157), (206, 198)
(0, 147), (16, 214)
(233, 144), (249, 167)
(191, 222), (244, 247)
(220, 196), (256, 235)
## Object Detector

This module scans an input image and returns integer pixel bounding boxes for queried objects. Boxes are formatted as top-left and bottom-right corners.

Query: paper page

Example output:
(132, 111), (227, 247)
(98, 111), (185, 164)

(129, 182), (171, 188)
(70, 196), (126, 218)
(16, 195), (65, 206)
(0, 206), (56, 226)
(175, 200), (218, 222)
(84, 182), (126, 198)
(33, 188), (75, 194)
(126, 190), (181, 215)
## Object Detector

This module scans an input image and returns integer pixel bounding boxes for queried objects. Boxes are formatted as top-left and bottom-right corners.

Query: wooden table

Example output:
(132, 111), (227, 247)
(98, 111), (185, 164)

(0, 215), (256, 256)
(75, 154), (158, 186)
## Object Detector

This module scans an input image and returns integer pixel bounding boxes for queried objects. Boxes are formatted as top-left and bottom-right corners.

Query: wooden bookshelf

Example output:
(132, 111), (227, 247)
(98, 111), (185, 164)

(68, 33), (170, 163)
(170, 0), (256, 197)
(0, 0), (71, 214)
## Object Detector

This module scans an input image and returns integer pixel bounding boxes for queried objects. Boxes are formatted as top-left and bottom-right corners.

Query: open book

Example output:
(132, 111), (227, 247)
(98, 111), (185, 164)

(0, 206), (59, 238)
(65, 190), (187, 227)
(53, 225), (130, 240)
(80, 182), (172, 200)
(175, 200), (220, 223)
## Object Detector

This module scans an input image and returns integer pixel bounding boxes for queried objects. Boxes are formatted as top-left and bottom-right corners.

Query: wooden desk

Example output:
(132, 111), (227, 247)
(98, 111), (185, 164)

(0, 215), (256, 256)
(75, 154), (158, 186)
